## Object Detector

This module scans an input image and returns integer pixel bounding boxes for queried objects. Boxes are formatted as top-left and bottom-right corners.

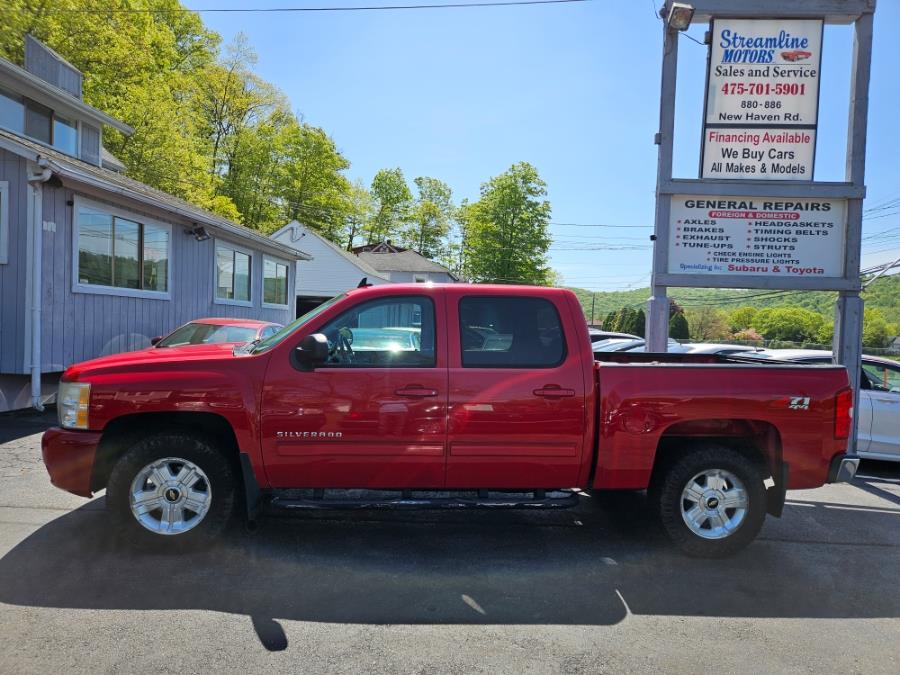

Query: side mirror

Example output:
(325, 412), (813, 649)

(295, 333), (329, 370)
(150, 336), (162, 346)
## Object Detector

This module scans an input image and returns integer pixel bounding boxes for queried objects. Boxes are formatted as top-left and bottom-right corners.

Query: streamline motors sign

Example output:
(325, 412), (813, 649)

(701, 19), (823, 180)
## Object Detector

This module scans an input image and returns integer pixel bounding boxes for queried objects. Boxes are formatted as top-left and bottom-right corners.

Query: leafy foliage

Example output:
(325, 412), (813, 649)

(669, 312), (690, 340)
(464, 162), (553, 285)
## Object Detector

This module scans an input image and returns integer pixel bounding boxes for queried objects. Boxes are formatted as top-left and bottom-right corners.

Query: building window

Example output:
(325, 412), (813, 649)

(0, 181), (8, 264)
(263, 256), (289, 307)
(216, 242), (252, 304)
(52, 116), (78, 155)
(0, 89), (24, 135)
(0, 89), (80, 158)
(24, 99), (52, 144)
(74, 200), (170, 297)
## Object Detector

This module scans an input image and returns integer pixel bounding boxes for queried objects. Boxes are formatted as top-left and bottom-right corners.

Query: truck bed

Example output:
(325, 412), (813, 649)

(592, 354), (850, 491)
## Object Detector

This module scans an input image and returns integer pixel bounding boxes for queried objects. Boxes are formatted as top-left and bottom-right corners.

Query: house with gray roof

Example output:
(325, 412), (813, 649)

(270, 221), (391, 316)
(352, 242), (459, 283)
(0, 36), (310, 411)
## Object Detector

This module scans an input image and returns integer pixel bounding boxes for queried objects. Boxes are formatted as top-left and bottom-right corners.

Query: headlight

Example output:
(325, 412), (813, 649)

(58, 381), (91, 429)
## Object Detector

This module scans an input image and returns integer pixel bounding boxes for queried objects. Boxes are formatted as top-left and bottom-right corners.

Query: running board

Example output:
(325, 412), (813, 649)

(268, 488), (580, 511)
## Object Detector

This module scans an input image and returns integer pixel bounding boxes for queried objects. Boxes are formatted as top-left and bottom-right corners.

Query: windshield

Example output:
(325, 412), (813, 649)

(156, 323), (257, 347)
(249, 293), (347, 354)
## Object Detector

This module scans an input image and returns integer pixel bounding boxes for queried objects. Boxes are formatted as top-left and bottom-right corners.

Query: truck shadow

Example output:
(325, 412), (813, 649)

(0, 490), (897, 652)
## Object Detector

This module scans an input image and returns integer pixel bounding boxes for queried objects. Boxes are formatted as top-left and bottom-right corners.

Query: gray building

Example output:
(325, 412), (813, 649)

(0, 37), (309, 412)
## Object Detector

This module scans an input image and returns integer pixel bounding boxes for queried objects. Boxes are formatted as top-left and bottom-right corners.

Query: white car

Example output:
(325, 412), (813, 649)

(744, 349), (900, 462)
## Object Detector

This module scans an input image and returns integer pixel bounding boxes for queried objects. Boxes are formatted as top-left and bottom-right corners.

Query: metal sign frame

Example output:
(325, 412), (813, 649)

(647, 0), (876, 454)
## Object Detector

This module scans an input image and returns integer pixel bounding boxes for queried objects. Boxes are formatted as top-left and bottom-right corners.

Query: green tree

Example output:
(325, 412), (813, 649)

(403, 177), (453, 259)
(603, 311), (618, 331)
(342, 180), (375, 251)
(367, 168), (412, 244)
(728, 306), (758, 333)
(863, 308), (890, 348)
(278, 122), (352, 238)
(685, 307), (730, 341)
(628, 308), (647, 337)
(669, 312), (690, 339)
(465, 162), (552, 285)
(751, 307), (824, 342)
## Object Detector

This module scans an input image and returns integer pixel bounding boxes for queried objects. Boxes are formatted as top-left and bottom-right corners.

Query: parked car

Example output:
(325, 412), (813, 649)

(680, 343), (759, 356)
(593, 338), (682, 353)
(44, 284), (855, 558)
(741, 349), (900, 462)
(587, 328), (639, 343)
(151, 318), (283, 348)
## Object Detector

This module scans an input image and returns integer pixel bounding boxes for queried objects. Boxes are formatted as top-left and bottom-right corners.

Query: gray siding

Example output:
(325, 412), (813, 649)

(0, 148), (28, 374)
(33, 184), (294, 372)
(80, 124), (100, 166)
(24, 35), (83, 99)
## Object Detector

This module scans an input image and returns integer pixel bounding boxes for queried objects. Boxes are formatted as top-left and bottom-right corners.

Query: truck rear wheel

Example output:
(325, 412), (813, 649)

(655, 444), (766, 558)
(106, 433), (237, 551)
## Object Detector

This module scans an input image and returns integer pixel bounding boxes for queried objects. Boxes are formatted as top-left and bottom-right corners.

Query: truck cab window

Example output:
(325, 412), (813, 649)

(459, 296), (566, 368)
(318, 296), (435, 368)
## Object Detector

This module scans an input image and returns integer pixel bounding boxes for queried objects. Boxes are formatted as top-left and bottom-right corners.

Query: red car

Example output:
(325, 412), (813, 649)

(43, 284), (855, 558)
(781, 50), (812, 62)
(150, 318), (283, 348)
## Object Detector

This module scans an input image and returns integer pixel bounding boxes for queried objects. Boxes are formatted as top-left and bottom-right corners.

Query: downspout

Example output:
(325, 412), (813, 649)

(28, 157), (52, 411)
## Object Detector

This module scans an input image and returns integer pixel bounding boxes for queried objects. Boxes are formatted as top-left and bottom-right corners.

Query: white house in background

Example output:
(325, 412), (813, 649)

(353, 242), (459, 283)
(270, 221), (390, 316)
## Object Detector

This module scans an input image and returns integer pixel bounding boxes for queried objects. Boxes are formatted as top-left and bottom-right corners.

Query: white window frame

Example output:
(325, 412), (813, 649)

(262, 254), (291, 309)
(214, 238), (255, 308)
(71, 195), (172, 300)
(0, 181), (8, 264)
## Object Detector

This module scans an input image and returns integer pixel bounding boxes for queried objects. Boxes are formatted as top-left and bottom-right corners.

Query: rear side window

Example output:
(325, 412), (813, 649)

(459, 296), (566, 368)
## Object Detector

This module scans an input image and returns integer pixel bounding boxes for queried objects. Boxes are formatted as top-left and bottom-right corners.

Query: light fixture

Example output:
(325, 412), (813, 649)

(186, 225), (210, 242)
(666, 2), (695, 31)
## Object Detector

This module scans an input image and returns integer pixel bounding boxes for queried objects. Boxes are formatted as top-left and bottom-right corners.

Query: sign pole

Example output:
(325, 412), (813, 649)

(647, 16), (679, 353)
(833, 9), (874, 455)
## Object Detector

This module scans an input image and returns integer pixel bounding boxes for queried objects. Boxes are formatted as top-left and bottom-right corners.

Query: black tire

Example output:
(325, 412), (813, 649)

(106, 433), (237, 551)
(654, 444), (767, 558)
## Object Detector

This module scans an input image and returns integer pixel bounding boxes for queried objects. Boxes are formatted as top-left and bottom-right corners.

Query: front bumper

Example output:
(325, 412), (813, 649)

(827, 453), (859, 484)
(41, 427), (102, 498)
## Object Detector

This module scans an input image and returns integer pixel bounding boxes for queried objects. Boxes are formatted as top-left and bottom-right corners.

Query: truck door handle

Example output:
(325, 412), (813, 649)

(395, 385), (438, 398)
(533, 386), (575, 398)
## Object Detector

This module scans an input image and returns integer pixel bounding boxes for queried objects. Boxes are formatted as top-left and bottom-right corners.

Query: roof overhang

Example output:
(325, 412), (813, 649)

(0, 58), (134, 135)
(0, 131), (310, 261)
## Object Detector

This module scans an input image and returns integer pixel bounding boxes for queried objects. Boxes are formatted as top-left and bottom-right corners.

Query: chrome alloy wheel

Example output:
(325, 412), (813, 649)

(129, 457), (212, 535)
(680, 468), (748, 540)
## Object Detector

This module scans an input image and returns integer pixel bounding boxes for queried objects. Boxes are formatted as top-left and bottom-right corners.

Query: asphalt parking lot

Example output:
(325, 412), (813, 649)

(0, 410), (898, 674)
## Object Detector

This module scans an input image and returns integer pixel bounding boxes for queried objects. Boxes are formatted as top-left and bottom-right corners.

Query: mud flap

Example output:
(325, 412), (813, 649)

(239, 453), (262, 523)
(766, 461), (789, 517)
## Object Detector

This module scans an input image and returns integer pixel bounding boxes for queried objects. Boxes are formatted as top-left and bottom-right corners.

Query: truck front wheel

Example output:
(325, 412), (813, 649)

(655, 444), (766, 558)
(106, 433), (237, 550)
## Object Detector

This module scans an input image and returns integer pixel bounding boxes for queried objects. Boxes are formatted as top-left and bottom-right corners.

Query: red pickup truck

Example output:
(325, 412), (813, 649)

(42, 284), (857, 557)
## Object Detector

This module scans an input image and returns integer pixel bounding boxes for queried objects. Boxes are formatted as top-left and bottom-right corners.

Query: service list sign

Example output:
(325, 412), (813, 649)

(702, 19), (823, 180)
(668, 195), (846, 279)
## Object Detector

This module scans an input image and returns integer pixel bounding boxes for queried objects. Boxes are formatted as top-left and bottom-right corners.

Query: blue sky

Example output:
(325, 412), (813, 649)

(184, 1), (900, 291)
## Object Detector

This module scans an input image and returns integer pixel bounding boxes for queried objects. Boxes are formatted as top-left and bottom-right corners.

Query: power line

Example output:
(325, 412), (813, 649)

(20, 0), (592, 14)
